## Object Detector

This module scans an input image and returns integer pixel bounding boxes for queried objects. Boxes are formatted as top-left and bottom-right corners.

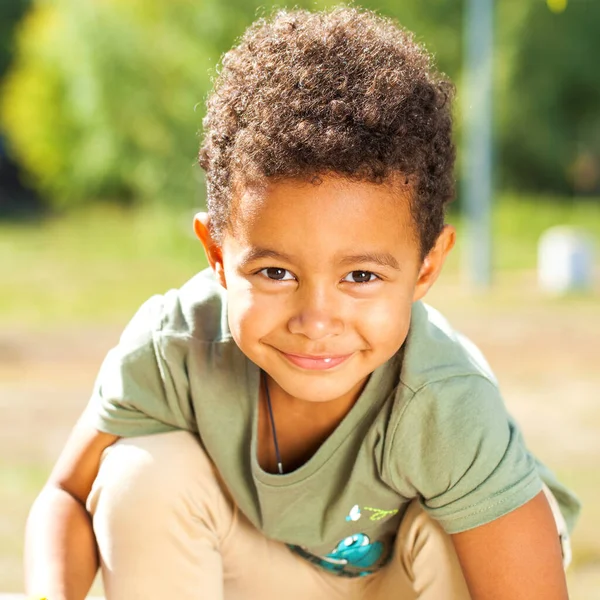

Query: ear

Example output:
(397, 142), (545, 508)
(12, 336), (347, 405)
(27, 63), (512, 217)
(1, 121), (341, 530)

(413, 225), (456, 302)
(193, 212), (227, 288)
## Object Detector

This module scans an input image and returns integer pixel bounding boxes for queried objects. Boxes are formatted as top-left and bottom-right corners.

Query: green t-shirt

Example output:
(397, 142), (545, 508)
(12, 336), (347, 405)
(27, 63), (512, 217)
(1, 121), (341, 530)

(90, 269), (581, 578)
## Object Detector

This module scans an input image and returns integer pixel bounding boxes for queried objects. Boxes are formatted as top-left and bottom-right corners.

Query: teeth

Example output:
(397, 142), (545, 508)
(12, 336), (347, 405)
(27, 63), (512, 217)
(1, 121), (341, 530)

(323, 358), (332, 363)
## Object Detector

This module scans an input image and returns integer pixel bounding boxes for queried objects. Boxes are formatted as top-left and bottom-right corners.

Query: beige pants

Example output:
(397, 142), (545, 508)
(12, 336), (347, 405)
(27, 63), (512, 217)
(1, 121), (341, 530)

(86, 431), (568, 600)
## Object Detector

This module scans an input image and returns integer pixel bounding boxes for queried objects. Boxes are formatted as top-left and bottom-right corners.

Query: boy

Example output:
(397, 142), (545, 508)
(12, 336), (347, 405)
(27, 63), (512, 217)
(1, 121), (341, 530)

(25, 7), (580, 600)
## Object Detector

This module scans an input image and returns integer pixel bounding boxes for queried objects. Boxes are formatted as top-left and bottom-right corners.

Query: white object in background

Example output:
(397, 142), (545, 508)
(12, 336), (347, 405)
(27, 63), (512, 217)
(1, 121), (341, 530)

(538, 226), (594, 293)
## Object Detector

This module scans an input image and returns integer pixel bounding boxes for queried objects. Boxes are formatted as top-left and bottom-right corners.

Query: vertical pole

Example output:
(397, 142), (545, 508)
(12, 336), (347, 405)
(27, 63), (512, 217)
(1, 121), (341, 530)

(462, 0), (494, 288)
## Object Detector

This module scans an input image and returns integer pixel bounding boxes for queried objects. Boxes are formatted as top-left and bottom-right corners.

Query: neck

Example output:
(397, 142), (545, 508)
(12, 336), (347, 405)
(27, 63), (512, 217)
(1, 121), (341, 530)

(265, 373), (369, 428)
(258, 371), (371, 474)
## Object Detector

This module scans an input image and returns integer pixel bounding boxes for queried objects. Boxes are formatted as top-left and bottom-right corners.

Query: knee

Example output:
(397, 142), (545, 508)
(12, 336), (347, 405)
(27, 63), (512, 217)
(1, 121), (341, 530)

(87, 431), (223, 537)
(396, 501), (436, 569)
(395, 500), (461, 575)
(394, 500), (470, 596)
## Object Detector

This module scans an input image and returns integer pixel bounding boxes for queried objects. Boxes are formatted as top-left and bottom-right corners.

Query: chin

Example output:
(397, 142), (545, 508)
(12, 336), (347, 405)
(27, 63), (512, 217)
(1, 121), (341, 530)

(272, 369), (367, 403)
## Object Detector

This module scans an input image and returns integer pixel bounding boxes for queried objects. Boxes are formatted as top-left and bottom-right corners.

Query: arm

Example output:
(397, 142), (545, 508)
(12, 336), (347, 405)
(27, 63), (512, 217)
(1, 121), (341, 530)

(25, 408), (119, 600)
(451, 491), (569, 600)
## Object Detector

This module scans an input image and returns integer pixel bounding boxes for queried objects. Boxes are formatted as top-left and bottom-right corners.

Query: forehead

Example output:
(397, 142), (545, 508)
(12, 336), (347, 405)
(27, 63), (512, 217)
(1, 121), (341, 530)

(229, 175), (418, 252)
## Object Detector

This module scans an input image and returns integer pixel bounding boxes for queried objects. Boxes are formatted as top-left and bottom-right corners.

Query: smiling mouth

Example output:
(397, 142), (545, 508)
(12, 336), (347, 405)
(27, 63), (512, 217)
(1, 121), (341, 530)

(279, 351), (354, 371)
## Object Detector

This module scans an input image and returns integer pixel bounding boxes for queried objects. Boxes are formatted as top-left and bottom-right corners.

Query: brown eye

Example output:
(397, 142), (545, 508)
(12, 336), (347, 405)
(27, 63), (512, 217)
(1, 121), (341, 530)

(264, 267), (291, 280)
(345, 271), (375, 283)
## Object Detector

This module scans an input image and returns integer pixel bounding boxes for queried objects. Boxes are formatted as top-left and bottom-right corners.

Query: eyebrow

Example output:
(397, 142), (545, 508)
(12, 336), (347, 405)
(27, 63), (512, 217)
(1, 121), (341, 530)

(339, 252), (401, 271)
(239, 247), (294, 266)
(240, 247), (401, 271)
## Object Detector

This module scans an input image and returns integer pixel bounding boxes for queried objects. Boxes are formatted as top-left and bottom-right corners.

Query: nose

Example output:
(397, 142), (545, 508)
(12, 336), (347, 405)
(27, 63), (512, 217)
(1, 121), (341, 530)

(287, 284), (345, 340)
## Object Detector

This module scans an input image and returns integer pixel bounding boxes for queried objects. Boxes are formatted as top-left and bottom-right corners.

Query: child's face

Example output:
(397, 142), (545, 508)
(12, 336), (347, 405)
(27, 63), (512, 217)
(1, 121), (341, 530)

(195, 175), (454, 404)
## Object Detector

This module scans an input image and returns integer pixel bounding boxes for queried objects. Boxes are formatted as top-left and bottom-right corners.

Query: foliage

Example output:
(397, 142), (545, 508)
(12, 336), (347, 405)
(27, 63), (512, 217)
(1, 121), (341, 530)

(4, 0), (600, 204)
(498, 0), (600, 195)
(0, 0), (30, 78)
(2, 0), (216, 207)
(0, 0), (462, 210)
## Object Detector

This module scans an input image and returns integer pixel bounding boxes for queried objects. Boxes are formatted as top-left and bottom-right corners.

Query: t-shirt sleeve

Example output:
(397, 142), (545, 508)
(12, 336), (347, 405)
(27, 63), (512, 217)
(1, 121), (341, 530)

(88, 294), (196, 437)
(388, 375), (543, 533)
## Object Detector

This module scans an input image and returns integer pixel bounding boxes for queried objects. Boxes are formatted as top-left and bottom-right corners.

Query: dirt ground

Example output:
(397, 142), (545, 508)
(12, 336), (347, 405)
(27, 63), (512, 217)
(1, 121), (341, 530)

(1, 283), (599, 597)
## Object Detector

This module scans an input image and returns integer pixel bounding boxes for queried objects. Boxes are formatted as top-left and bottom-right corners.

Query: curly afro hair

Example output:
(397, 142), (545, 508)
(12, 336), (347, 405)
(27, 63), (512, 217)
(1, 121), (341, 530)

(199, 6), (455, 259)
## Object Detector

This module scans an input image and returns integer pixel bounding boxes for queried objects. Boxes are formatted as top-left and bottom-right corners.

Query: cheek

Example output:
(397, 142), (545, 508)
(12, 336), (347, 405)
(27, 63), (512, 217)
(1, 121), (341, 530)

(226, 283), (281, 346)
(358, 294), (412, 351)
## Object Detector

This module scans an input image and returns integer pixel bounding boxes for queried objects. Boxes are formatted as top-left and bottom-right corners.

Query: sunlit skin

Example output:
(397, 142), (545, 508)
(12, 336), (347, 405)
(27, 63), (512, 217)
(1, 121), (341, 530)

(194, 175), (455, 438)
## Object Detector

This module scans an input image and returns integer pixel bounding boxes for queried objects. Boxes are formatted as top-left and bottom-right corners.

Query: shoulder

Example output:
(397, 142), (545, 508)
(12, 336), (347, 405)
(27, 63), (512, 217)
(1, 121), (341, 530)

(391, 372), (509, 463)
(390, 301), (508, 469)
(91, 269), (232, 435)
(120, 268), (231, 350)
(379, 304), (548, 532)
(391, 368), (508, 462)
(381, 307), (544, 531)
(399, 301), (497, 393)
(384, 303), (518, 496)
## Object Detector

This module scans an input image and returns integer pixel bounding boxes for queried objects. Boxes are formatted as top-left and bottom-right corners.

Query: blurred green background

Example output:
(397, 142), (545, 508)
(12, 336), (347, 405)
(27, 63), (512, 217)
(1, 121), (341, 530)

(0, 0), (599, 597)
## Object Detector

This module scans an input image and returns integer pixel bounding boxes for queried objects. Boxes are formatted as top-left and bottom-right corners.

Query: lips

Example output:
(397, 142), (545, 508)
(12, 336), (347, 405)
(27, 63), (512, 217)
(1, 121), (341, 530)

(279, 351), (353, 371)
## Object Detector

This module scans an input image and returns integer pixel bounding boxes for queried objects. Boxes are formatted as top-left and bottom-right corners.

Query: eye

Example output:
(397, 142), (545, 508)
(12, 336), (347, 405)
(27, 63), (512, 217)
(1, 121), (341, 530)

(342, 270), (378, 284)
(259, 267), (295, 281)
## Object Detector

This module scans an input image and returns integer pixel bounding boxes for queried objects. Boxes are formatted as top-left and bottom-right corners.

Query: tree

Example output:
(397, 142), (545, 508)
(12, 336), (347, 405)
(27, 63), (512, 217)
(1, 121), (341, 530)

(1, 0), (463, 209)
(0, 0), (30, 78)
(498, 0), (600, 195)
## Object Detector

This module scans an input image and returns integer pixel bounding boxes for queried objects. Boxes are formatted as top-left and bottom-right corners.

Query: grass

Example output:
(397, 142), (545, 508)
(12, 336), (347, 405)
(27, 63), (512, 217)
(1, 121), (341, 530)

(490, 193), (600, 270)
(0, 204), (206, 326)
